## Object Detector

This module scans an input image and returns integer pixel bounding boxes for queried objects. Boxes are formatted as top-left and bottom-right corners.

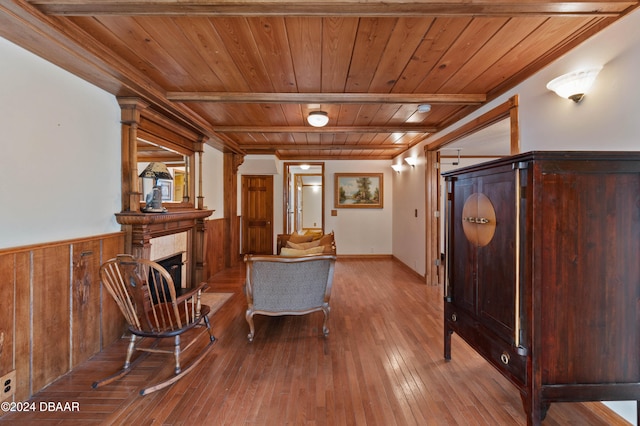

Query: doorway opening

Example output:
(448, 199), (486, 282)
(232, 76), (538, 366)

(424, 95), (519, 287)
(283, 162), (325, 235)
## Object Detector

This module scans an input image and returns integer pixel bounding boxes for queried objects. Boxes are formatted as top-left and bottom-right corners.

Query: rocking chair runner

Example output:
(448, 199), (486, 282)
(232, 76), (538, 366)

(95, 254), (216, 395)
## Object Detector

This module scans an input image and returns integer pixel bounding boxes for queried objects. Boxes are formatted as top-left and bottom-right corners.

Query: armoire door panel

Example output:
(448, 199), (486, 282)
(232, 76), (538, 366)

(450, 177), (477, 313)
(477, 170), (517, 342)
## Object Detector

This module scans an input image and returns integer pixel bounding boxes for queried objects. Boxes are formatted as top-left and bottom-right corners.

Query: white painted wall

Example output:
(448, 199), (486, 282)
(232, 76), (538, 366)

(201, 144), (224, 219)
(392, 8), (640, 423)
(0, 37), (121, 249)
(324, 160), (393, 255)
(391, 152), (426, 275)
(301, 186), (322, 229)
(0, 37), (227, 250)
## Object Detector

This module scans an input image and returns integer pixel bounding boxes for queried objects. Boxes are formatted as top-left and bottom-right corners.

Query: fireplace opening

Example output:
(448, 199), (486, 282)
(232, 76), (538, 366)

(150, 252), (184, 302)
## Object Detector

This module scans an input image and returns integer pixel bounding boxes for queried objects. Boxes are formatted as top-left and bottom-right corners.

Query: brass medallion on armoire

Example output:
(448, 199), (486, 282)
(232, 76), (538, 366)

(460, 193), (497, 247)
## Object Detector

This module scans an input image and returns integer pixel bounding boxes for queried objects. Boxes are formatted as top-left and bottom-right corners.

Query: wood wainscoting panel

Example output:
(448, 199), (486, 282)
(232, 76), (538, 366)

(204, 218), (225, 280)
(31, 244), (71, 393)
(13, 252), (30, 402)
(71, 240), (101, 368)
(100, 234), (127, 347)
(0, 254), (15, 382)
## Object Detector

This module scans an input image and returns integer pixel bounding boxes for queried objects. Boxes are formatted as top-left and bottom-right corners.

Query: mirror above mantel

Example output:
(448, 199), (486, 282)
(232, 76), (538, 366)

(137, 138), (190, 207)
(118, 97), (205, 213)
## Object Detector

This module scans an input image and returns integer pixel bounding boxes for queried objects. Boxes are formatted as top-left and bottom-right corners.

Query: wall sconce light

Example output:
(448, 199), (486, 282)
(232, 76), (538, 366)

(546, 67), (602, 103)
(307, 111), (329, 127)
(404, 157), (418, 168)
(391, 164), (403, 173)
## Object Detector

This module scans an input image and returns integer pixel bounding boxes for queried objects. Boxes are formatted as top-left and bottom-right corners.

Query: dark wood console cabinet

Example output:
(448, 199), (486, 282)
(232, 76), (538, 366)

(443, 151), (640, 425)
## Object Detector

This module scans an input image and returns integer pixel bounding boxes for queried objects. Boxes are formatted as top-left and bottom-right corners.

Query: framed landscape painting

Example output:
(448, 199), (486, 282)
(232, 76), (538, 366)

(334, 173), (383, 208)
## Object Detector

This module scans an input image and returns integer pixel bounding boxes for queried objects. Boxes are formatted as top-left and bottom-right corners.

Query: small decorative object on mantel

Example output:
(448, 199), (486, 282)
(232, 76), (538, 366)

(139, 162), (173, 213)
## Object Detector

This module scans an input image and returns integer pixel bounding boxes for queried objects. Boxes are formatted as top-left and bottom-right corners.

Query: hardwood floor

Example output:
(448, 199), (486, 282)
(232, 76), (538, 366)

(0, 258), (630, 425)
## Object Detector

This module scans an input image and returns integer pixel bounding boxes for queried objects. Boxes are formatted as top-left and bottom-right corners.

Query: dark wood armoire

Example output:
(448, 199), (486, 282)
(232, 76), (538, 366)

(443, 151), (640, 425)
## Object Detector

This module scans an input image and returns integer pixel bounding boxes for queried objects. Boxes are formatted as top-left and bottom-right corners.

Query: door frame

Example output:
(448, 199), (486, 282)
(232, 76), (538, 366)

(424, 96), (520, 286)
(283, 162), (325, 235)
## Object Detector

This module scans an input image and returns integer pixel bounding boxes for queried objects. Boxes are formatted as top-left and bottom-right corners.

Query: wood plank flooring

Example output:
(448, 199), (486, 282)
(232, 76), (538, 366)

(0, 258), (630, 425)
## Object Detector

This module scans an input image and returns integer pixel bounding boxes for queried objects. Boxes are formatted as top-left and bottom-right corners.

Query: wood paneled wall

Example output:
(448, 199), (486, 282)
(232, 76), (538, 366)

(0, 232), (126, 402)
(204, 218), (226, 279)
(202, 216), (243, 278)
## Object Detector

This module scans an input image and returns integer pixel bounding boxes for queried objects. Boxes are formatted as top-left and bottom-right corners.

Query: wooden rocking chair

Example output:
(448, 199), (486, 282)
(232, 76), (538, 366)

(94, 254), (216, 395)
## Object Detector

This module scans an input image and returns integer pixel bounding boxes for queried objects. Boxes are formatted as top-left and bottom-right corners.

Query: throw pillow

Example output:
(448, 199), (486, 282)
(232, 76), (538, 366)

(280, 246), (326, 256)
(306, 230), (324, 240)
(289, 232), (314, 243)
(287, 240), (321, 250)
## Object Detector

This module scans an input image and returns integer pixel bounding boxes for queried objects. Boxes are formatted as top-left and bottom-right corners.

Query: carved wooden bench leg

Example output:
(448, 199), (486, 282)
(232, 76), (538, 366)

(246, 309), (255, 342)
(322, 304), (330, 337)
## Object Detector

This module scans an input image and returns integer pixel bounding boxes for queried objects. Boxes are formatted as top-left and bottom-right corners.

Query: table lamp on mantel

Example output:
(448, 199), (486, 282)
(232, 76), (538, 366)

(139, 162), (173, 213)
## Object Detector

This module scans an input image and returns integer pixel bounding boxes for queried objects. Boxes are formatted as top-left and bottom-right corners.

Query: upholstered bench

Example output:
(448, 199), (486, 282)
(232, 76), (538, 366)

(243, 254), (337, 341)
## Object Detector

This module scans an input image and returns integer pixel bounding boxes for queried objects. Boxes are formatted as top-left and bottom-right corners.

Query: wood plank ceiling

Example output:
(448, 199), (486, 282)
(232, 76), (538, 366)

(2, 1), (639, 159)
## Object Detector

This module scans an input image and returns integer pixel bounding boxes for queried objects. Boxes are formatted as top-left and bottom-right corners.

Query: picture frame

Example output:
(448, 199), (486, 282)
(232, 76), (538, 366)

(158, 179), (173, 201)
(334, 173), (383, 208)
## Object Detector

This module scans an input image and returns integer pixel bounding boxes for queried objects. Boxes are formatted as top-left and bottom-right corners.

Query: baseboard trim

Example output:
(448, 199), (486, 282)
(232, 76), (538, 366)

(337, 254), (393, 260)
(391, 256), (426, 282)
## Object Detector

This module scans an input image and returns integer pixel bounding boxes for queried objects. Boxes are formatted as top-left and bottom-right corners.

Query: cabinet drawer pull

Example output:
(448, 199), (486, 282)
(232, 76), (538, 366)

(500, 352), (510, 365)
(463, 217), (490, 224)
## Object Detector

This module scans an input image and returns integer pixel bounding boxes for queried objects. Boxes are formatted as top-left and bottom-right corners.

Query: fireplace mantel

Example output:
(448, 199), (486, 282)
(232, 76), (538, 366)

(116, 209), (213, 235)
(115, 209), (213, 284)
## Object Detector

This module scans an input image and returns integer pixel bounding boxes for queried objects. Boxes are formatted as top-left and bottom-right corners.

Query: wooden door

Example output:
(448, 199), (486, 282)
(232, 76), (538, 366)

(242, 175), (273, 254)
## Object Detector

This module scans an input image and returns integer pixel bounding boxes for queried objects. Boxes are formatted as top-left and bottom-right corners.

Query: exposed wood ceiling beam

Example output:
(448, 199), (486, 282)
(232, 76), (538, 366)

(31, 1), (637, 17)
(168, 92), (485, 105)
(213, 126), (436, 133)
(277, 154), (396, 160)
(244, 144), (407, 151)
